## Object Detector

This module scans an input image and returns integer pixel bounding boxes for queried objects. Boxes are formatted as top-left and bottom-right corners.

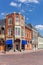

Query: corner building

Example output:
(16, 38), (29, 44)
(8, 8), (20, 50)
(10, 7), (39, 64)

(5, 12), (32, 51)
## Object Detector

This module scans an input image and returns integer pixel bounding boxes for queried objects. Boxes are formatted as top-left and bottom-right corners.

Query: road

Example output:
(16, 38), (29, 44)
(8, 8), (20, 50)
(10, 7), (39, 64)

(0, 50), (43, 65)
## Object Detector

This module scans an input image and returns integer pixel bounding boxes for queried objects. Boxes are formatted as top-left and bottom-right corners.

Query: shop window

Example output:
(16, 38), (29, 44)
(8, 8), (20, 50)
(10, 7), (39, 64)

(30, 41), (32, 43)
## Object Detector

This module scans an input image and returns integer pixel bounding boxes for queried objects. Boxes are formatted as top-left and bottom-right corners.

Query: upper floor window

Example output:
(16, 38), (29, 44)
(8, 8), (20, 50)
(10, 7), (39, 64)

(8, 18), (12, 25)
(8, 28), (12, 36)
(15, 27), (20, 36)
(29, 32), (32, 39)
(16, 16), (19, 22)
(21, 29), (24, 37)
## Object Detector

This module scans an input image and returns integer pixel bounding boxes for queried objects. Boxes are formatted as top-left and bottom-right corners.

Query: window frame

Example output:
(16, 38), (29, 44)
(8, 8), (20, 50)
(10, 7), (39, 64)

(15, 27), (20, 36)
(8, 28), (12, 36)
(16, 16), (19, 22)
(8, 18), (12, 25)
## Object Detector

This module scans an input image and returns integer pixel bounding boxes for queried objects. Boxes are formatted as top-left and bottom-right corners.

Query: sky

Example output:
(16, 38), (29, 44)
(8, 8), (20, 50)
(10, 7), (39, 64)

(0, 0), (43, 36)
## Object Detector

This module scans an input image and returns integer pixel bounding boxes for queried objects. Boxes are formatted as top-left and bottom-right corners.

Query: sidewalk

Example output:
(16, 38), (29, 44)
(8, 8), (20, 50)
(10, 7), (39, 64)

(0, 49), (43, 55)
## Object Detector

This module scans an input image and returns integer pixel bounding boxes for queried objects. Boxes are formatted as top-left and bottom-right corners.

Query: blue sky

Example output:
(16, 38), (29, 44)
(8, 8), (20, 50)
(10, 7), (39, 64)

(0, 0), (43, 36)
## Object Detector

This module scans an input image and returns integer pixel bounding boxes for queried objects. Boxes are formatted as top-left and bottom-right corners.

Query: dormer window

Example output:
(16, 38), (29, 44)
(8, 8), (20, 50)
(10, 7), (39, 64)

(8, 18), (12, 25)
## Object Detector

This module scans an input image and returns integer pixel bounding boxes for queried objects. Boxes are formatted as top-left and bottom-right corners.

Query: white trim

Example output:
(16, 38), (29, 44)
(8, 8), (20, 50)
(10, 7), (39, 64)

(14, 26), (21, 37)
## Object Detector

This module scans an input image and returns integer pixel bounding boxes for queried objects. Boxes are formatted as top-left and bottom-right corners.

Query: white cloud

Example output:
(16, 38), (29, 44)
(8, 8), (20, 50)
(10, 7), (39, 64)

(1, 13), (5, 15)
(26, 17), (29, 20)
(29, 9), (32, 12)
(10, 2), (17, 7)
(18, 0), (39, 3)
(29, 0), (39, 3)
(18, 3), (21, 7)
(10, 2), (22, 7)
(19, 0), (26, 3)
(35, 25), (43, 30)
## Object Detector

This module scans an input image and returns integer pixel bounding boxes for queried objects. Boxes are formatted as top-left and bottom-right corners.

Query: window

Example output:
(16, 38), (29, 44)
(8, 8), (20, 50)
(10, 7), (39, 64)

(1, 27), (5, 34)
(15, 28), (17, 35)
(18, 28), (20, 35)
(21, 29), (24, 37)
(8, 18), (12, 25)
(29, 32), (32, 39)
(8, 28), (12, 36)
(15, 28), (20, 36)
(28, 32), (29, 38)
(16, 16), (19, 22)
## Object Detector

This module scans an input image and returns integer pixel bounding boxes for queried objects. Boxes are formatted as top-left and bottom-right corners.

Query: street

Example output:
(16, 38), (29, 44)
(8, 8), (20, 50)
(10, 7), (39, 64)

(0, 50), (43, 65)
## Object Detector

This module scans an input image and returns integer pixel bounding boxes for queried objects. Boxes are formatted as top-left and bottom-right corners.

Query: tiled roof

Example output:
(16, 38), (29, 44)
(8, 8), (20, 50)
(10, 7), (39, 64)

(25, 24), (32, 30)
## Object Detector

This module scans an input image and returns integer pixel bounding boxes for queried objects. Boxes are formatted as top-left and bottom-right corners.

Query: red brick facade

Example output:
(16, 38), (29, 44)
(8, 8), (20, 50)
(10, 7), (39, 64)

(25, 26), (32, 50)
(5, 13), (32, 51)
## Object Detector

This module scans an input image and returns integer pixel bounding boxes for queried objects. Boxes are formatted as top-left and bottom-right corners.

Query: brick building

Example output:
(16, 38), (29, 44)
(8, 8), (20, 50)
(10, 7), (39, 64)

(0, 12), (38, 52)
(27, 24), (38, 50)
(5, 12), (25, 51)
(0, 23), (5, 51)
(25, 24), (32, 50)
(5, 12), (33, 51)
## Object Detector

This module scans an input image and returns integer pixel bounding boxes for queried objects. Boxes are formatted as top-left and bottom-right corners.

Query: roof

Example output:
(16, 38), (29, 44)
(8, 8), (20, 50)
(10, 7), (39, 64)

(0, 19), (5, 26)
(25, 24), (32, 30)
(27, 24), (38, 32)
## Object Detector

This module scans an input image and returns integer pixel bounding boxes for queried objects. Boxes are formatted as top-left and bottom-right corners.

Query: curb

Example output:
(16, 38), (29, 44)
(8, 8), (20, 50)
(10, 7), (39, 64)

(0, 49), (43, 55)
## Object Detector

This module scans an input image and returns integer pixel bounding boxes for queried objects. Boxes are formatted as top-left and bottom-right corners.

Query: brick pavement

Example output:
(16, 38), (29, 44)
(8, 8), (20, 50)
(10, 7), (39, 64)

(0, 50), (43, 65)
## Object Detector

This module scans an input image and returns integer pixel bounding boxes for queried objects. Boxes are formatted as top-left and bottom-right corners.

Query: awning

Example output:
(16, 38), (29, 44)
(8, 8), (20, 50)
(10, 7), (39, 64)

(5, 39), (13, 45)
(22, 40), (27, 45)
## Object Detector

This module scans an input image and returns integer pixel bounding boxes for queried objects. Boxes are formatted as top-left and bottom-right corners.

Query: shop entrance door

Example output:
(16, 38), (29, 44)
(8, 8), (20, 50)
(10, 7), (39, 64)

(16, 44), (19, 50)
(22, 44), (25, 50)
(15, 39), (20, 51)
(6, 44), (13, 51)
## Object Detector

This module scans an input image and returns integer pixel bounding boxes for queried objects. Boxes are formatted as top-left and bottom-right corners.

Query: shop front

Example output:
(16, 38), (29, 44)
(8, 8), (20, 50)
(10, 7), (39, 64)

(0, 38), (5, 52)
(21, 40), (27, 50)
(5, 39), (13, 51)
(25, 40), (32, 50)
(14, 39), (20, 51)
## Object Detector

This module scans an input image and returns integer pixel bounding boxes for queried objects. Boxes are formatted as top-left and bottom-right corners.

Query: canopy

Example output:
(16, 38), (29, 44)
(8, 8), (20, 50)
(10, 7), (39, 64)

(22, 40), (27, 45)
(5, 39), (13, 45)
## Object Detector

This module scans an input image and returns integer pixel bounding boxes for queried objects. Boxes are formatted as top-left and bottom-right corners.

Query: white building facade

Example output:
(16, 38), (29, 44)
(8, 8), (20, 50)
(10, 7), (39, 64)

(38, 36), (43, 49)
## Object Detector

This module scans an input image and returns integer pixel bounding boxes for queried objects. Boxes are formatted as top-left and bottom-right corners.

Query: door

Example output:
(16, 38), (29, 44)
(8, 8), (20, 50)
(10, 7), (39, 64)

(22, 44), (25, 50)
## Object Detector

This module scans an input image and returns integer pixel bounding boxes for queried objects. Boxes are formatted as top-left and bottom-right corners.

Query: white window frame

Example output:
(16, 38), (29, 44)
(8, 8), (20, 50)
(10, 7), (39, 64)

(16, 16), (19, 22)
(8, 18), (12, 25)
(8, 28), (12, 36)
(21, 28), (24, 37)
(15, 26), (21, 37)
